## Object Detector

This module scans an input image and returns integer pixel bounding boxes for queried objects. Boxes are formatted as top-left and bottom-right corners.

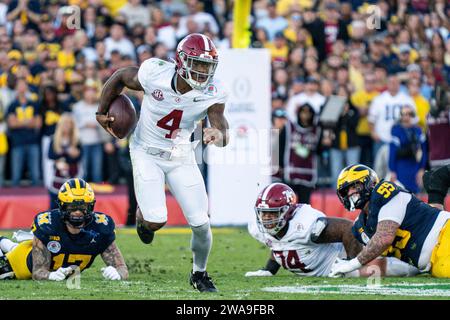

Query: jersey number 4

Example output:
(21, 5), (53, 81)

(156, 109), (184, 139)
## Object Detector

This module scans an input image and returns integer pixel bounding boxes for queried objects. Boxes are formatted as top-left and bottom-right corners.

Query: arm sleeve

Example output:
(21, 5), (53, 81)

(378, 192), (412, 225)
(351, 214), (366, 245)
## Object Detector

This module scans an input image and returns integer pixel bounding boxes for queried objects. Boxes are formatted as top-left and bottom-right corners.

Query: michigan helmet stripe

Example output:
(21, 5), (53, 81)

(64, 181), (70, 192)
(351, 165), (367, 172)
(74, 178), (80, 190)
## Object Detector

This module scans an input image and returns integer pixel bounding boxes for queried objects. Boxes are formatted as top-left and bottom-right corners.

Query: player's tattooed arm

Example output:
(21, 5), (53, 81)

(101, 241), (129, 280)
(31, 237), (52, 280)
(356, 220), (399, 265)
(206, 103), (229, 147)
(97, 66), (143, 125)
(313, 217), (363, 258)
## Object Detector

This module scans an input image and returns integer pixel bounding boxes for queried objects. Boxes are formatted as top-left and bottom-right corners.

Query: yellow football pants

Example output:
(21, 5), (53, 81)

(431, 221), (450, 278)
(5, 240), (33, 280)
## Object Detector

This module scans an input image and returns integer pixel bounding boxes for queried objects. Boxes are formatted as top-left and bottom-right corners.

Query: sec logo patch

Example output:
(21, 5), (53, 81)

(151, 89), (164, 101)
(47, 241), (61, 253)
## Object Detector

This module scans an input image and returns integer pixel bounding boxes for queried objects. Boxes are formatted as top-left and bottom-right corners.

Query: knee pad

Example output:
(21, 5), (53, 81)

(187, 213), (210, 228)
(191, 221), (211, 233)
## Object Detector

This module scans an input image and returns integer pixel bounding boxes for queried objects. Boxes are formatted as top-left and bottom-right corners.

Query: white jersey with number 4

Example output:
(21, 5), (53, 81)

(133, 58), (228, 151)
(248, 204), (346, 277)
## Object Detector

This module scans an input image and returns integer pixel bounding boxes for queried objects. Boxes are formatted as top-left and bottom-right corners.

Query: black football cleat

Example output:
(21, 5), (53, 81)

(189, 271), (217, 293)
(136, 221), (155, 244)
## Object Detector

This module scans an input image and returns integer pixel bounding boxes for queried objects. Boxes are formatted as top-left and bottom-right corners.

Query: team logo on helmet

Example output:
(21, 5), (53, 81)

(282, 189), (296, 204)
(152, 89), (164, 101)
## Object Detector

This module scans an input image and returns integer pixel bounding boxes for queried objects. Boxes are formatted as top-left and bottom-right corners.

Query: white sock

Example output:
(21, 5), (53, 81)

(0, 238), (18, 254)
(191, 222), (212, 273)
(385, 257), (419, 276)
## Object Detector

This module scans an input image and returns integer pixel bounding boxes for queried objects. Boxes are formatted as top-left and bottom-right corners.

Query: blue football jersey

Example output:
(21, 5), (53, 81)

(30, 209), (116, 272)
(352, 180), (441, 267)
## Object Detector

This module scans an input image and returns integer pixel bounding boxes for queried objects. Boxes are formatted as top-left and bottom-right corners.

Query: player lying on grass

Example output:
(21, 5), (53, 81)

(329, 164), (450, 278)
(0, 178), (128, 281)
(246, 183), (418, 278)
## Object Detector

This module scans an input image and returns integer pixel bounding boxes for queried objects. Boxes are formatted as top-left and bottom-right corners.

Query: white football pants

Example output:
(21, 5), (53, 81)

(130, 143), (209, 227)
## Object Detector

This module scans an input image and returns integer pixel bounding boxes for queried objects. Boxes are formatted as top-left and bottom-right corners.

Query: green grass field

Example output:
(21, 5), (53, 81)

(1, 227), (450, 300)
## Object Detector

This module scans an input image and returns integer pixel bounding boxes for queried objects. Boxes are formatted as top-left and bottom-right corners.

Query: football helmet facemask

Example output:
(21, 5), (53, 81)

(336, 164), (379, 211)
(254, 183), (297, 236)
(57, 178), (96, 228)
(175, 33), (218, 90)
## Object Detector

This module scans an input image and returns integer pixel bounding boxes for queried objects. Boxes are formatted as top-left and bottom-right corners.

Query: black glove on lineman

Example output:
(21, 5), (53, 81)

(423, 165), (450, 206)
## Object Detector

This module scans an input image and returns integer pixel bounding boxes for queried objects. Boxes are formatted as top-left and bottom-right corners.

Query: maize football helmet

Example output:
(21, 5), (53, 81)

(336, 164), (379, 211)
(57, 178), (96, 228)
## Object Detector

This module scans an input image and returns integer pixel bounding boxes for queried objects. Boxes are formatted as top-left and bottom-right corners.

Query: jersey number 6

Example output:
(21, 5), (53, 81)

(156, 109), (184, 139)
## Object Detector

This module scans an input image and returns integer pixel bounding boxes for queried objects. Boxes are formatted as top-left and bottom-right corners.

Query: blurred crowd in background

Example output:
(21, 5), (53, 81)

(0, 0), (449, 207)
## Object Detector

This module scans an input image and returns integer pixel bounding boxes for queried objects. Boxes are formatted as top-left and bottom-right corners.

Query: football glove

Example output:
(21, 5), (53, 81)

(245, 270), (273, 277)
(328, 258), (362, 278)
(48, 267), (74, 281)
(101, 266), (121, 281)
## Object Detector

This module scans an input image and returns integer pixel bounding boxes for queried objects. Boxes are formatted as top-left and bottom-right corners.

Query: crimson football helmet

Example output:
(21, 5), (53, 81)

(175, 33), (218, 90)
(254, 183), (298, 236)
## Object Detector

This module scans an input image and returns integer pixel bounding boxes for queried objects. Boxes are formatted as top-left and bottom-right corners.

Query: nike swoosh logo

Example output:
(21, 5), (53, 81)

(193, 97), (210, 102)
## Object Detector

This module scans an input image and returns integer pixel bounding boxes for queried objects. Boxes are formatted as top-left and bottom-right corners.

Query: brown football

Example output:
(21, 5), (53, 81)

(108, 94), (137, 139)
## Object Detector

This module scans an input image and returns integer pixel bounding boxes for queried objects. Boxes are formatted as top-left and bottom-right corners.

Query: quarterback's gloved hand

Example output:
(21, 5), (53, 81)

(48, 267), (74, 281)
(328, 258), (362, 278)
(101, 266), (121, 280)
(245, 270), (273, 277)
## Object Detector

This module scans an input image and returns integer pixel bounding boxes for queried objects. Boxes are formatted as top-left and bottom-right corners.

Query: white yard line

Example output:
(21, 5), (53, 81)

(262, 283), (450, 297)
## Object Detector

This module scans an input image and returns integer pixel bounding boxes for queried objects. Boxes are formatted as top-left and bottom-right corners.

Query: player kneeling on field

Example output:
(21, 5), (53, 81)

(329, 164), (450, 278)
(0, 178), (128, 281)
(245, 183), (418, 278)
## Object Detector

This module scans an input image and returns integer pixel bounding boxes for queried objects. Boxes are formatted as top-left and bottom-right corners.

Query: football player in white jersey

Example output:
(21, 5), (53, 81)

(245, 183), (419, 278)
(96, 33), (229, 292)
